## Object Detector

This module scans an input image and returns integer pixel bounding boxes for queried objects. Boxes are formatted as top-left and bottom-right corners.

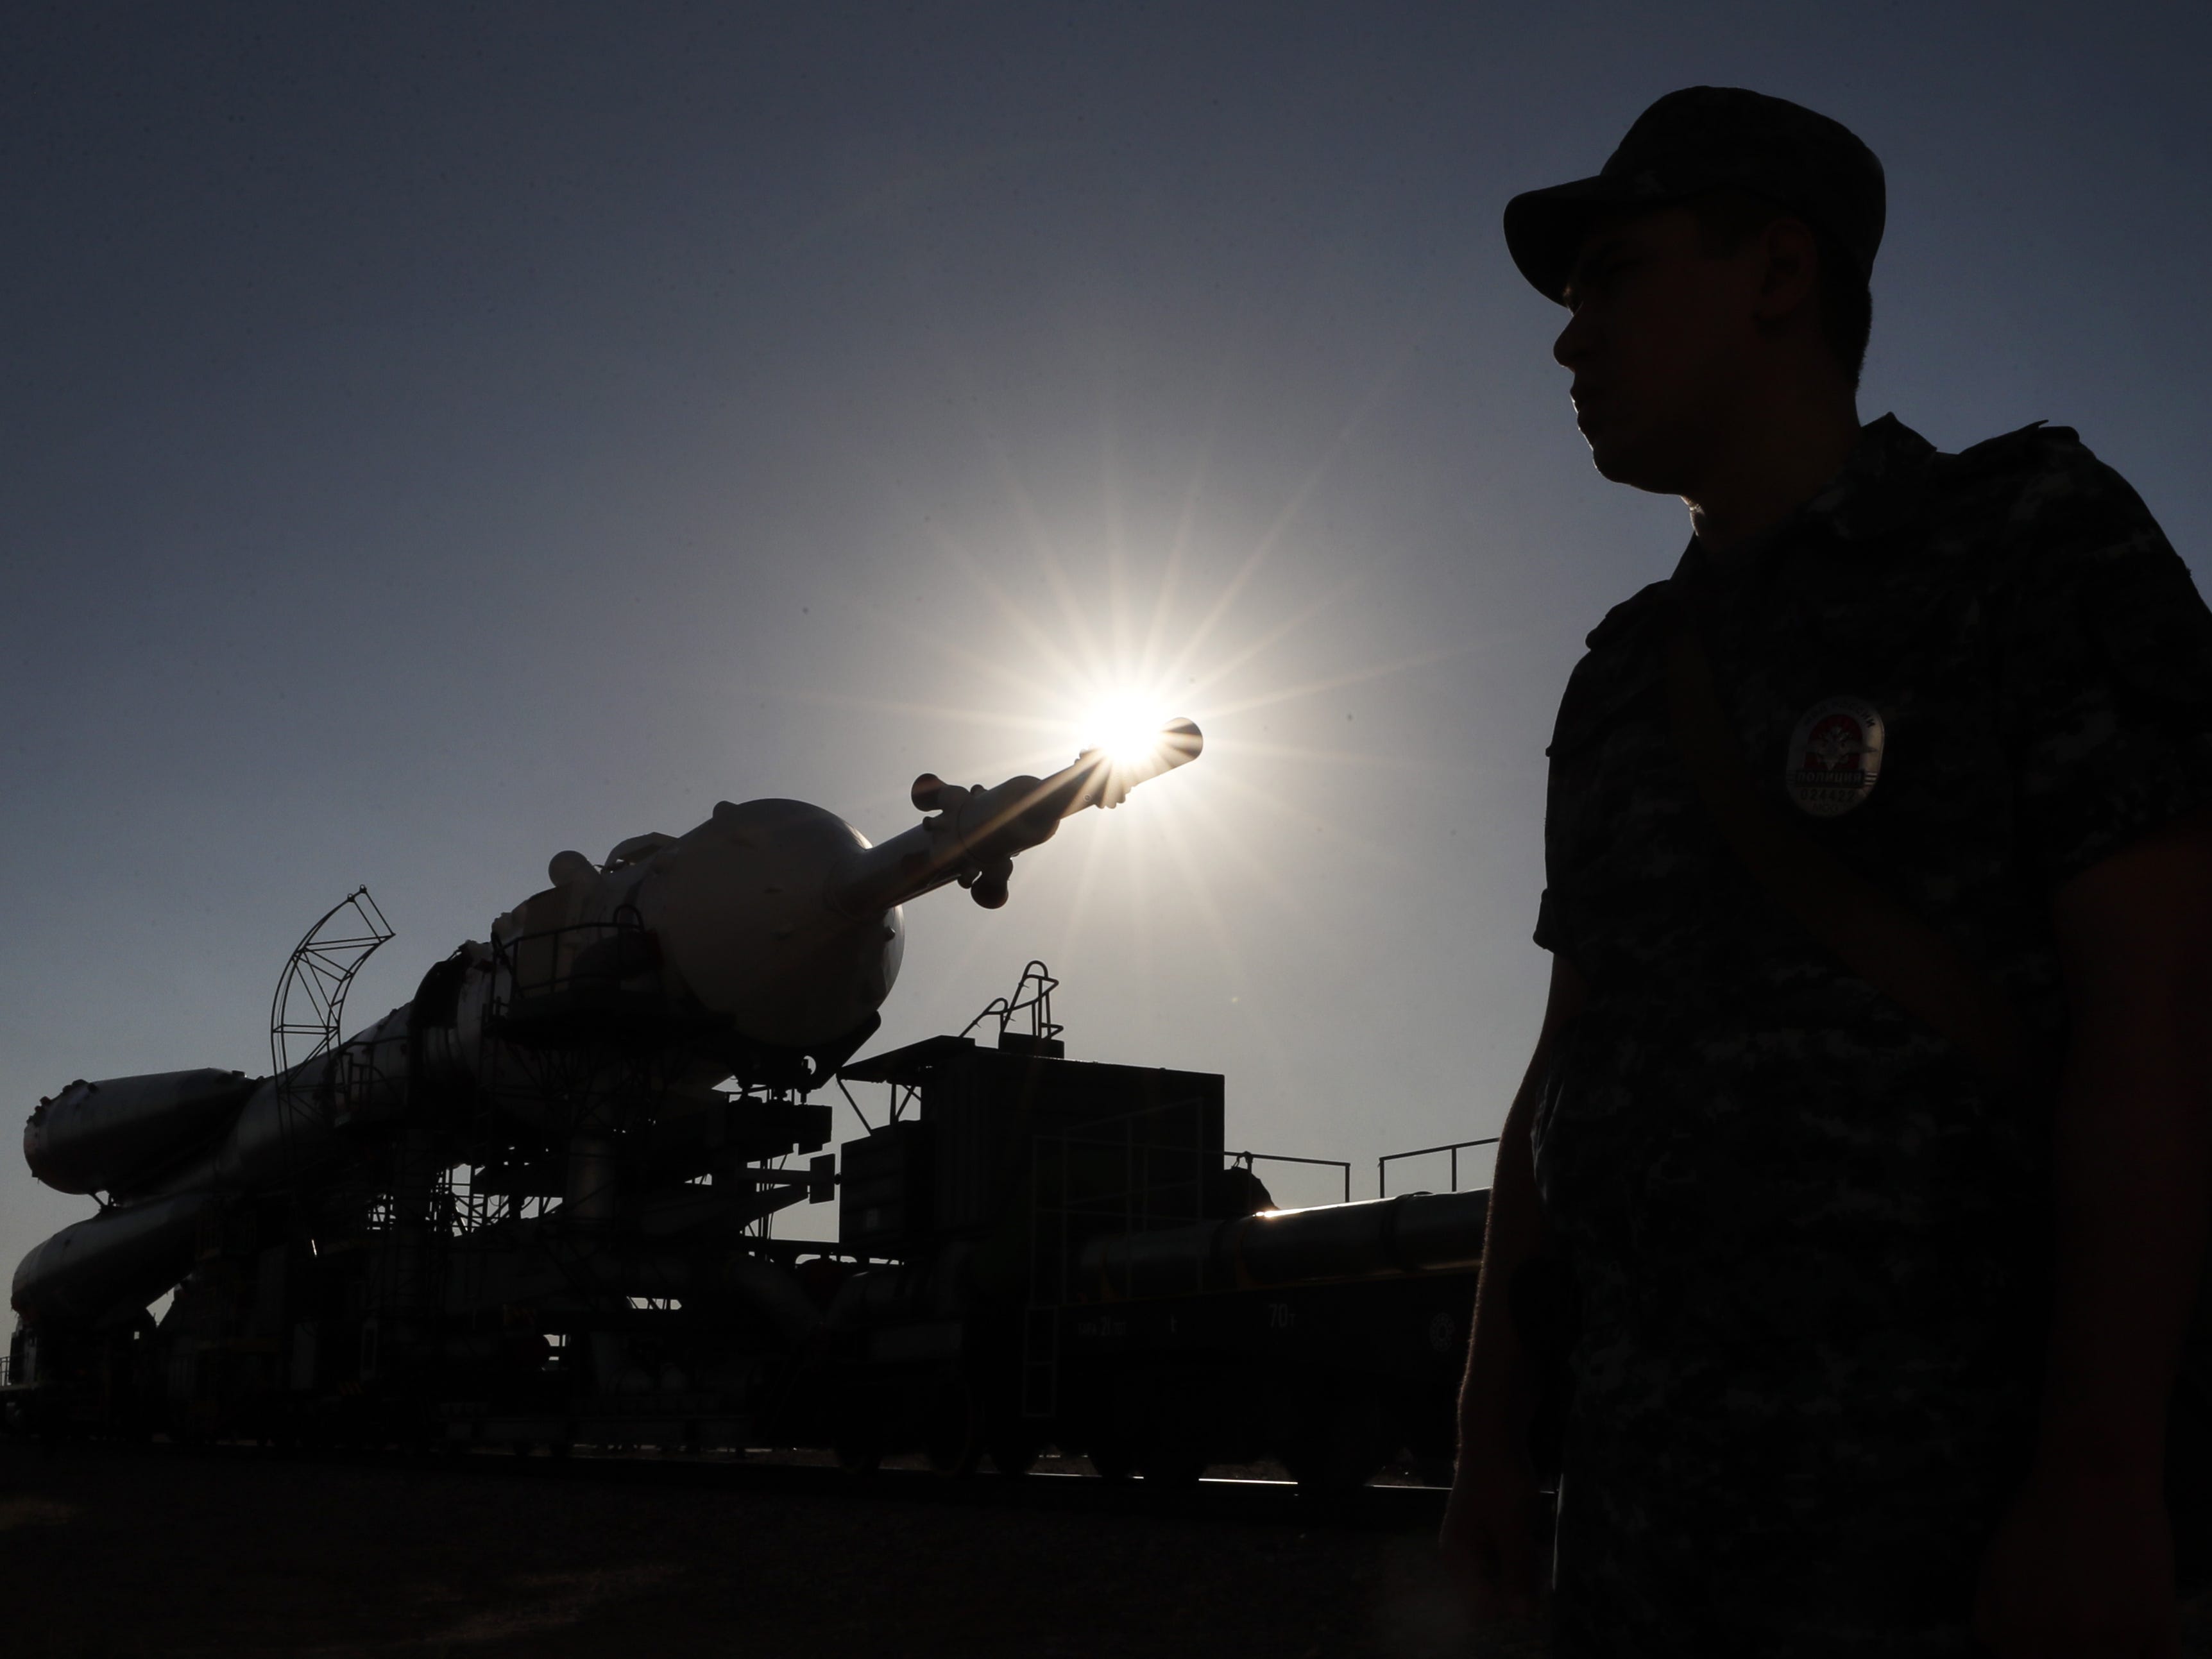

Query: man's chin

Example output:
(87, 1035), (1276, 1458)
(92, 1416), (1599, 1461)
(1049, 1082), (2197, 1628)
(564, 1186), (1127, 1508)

(1584, 433), (1685, 496)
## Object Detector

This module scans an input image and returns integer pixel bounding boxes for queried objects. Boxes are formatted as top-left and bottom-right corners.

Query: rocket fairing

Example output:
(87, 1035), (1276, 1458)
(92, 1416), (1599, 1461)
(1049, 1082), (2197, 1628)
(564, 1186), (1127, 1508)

(11, 724), (1204, 1333)
(24, 1070), (255, 1198)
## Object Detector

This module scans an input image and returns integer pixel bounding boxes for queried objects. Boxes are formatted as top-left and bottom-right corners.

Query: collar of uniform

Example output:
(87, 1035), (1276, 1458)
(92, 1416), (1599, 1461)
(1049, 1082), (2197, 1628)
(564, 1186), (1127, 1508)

(1805, 413), (1936, 541)
(1667, 413), (1936, 596)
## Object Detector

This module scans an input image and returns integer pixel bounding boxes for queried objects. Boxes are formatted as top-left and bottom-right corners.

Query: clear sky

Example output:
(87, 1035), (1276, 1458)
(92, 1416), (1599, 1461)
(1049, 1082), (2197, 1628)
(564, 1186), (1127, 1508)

(6, 2), (2208, 1270)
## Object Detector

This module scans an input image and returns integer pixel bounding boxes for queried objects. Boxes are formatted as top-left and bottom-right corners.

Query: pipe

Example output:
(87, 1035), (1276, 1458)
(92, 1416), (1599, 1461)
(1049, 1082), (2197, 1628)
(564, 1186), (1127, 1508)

(1075, 1188), (1490, 1303)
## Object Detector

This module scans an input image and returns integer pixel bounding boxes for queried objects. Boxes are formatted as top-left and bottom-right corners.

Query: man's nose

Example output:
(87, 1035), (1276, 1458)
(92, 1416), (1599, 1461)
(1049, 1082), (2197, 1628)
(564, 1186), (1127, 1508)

(1553, 307), (1592, 370)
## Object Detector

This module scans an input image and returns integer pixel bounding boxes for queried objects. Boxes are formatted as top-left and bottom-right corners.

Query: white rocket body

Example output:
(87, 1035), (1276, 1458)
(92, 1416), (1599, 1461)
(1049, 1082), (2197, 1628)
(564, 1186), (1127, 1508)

(12, 722), (1203, 1331)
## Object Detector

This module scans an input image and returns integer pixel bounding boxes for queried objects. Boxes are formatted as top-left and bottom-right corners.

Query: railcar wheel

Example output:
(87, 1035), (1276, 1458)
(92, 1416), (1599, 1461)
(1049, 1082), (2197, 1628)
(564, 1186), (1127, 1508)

(833, 1385), (885, 1477)
(923, 1382), (983, 1478)
(1137, 1445), (1207, 1489)
(1087, 1442), (1136, 1481)
(1283, 1390), (1395, 1500)
(1411, 1453), (1456, 1489)
(835, 1428), (883, 1477)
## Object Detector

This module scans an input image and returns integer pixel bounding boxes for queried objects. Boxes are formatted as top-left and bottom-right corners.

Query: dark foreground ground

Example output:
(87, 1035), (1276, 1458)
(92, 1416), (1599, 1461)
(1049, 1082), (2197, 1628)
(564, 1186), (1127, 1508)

(0, 1440), (1535, 1659)
(13, 1441), (2209, 1658)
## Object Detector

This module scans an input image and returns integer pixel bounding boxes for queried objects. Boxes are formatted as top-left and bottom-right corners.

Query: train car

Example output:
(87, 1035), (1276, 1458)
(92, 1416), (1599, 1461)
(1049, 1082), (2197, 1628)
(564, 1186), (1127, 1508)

(808, 1033), (1486, 1493)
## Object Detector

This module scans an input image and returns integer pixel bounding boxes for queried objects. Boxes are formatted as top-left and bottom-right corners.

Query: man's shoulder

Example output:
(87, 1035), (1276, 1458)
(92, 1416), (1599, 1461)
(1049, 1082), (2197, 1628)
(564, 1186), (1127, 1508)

(1933, 418), (2077, 481)
(1584, 577), (1675, 650)
(1545, 581), (1674, 758)
(1923, 420), (2156, 551)
(1898, 423), (2189, 667)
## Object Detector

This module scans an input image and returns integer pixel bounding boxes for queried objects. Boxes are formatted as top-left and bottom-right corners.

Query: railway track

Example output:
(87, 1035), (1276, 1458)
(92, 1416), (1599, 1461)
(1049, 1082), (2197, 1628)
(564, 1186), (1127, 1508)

(63, 1435), (1456, 1531)
(0, 1434), (1505, 1658)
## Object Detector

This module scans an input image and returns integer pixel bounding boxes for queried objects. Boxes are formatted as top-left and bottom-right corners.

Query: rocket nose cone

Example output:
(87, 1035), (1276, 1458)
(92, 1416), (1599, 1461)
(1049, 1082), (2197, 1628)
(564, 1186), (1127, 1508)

(1159, 717), (1203, 769)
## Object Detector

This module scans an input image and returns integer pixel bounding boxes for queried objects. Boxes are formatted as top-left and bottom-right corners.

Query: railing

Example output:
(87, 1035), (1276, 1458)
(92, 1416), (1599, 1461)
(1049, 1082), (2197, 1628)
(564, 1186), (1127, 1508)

(1227, 1148), (1352, 1205)
(960, 959), (1065, 1050)
(1376, 1136), (1500, 1198)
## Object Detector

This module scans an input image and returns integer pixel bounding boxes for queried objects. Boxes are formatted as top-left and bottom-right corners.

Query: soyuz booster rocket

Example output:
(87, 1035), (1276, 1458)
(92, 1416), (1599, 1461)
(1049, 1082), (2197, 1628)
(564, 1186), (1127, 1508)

(12, 722), (1204, 1335)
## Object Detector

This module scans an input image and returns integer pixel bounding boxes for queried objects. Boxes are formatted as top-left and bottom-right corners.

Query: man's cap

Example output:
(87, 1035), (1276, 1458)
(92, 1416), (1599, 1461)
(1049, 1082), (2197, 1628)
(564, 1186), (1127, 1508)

(1502, 87), (1885, 304)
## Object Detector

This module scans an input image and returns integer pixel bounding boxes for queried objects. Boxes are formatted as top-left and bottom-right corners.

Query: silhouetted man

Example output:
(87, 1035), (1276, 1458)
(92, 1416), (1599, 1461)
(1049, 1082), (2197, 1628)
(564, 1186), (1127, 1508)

(1442, 86), (2212, 1658)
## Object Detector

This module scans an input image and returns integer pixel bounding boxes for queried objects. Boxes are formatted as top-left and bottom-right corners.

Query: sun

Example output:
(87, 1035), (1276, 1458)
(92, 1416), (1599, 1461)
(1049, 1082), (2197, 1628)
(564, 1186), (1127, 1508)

(1080, 690), (1177, 769)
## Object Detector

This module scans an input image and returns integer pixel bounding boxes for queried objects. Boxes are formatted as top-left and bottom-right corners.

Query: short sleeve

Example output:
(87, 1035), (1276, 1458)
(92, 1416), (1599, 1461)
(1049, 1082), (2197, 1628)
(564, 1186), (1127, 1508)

(1999, 438), (2212, 883)
(1533, 886), (1561, 953)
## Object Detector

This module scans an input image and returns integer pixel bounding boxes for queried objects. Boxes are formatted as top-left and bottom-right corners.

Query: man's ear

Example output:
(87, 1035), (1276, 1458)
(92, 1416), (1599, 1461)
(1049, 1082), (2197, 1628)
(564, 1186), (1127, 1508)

(1751, 217), (1822, 326)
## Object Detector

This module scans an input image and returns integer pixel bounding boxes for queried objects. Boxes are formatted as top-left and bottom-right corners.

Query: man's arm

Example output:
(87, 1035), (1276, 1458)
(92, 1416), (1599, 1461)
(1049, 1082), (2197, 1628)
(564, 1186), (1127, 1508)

(1440, 951), (1587, 1619)
(1977, 810), (2212, 1659)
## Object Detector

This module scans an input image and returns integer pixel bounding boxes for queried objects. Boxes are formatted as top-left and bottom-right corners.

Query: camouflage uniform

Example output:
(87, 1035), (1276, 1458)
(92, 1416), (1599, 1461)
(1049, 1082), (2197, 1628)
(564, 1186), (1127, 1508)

(1530, 414), (2212, 1655)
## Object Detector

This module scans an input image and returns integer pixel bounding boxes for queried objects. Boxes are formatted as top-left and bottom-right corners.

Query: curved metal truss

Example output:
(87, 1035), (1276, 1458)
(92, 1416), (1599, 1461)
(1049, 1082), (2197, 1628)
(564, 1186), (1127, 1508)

(269, 886), (396, 1078)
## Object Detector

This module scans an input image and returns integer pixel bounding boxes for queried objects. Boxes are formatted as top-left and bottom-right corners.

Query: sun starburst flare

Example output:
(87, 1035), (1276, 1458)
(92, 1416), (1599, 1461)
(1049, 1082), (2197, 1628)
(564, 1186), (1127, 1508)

(780, 359), (1476, 1026)
(1080, 690), (1178, 769)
